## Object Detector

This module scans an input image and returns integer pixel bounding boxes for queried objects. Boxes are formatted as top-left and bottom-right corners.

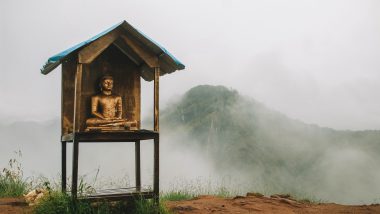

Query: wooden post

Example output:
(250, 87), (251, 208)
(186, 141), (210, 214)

(135, 140), (141, 191)
(61, 141), (67, 193)
(153, 135), (160, 205)
(72, 62), (82, 199)
(72, 139), (79, 199)
(73, 63), (83, 132)
(154, 67), (160, 131)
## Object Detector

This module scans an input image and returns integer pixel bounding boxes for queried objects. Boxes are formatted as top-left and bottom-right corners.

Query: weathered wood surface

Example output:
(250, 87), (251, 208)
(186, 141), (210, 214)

(120, 34), (159, 68)
(65, 131), (158, 142)
(73, 63), (83, 132)
(78, 29), (121, 64)
(154, 67), (160, 131)
(61, 56), (76, 136)
(82, 187), (154, 202)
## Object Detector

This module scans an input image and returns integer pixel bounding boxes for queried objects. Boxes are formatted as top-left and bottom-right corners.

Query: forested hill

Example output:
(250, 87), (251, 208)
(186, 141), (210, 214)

(161, 85), (380, 204)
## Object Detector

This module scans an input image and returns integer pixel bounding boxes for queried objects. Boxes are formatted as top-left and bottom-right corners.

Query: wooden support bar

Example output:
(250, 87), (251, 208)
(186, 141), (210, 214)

(73, 63), (83, 132)
(72, 139), (79, 199)
(135, 140), (141, 191)
(153, 135), (160, 205)
(61, 141), (67, 193)
(154, 67), (160, 132)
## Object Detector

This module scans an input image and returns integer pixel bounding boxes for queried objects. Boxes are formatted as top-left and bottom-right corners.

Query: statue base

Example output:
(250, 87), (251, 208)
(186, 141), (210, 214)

(85, 121), (138, 132)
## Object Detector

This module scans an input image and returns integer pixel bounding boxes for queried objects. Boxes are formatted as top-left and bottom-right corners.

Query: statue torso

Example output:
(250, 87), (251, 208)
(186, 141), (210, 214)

(93, 94), (121, 119)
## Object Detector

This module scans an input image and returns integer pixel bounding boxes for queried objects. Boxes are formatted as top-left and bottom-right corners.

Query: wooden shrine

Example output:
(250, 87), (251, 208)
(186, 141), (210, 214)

(40, 21), (185, 203)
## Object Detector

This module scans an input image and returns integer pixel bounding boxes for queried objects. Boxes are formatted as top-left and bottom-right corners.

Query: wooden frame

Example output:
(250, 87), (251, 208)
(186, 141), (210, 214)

(40, 20), (185, 213)
(61, 131), (159, 203)
(61, 46), (160, 204)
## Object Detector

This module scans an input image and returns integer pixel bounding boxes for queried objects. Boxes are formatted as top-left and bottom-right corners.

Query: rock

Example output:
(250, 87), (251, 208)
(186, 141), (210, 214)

(24, 188), (48, 206)
(247, 192), (264, 198)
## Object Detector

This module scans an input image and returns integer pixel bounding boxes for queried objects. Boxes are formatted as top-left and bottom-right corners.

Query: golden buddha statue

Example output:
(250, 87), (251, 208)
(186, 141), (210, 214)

(85, 75), (137, 131)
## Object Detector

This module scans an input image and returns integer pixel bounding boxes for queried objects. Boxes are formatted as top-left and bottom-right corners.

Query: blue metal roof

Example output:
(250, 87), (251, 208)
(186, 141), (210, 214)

(41, 20), (185, 76)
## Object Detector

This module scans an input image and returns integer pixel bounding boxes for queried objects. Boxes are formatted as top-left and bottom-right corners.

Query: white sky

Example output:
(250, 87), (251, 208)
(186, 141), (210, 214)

(1, 0), (380, 130)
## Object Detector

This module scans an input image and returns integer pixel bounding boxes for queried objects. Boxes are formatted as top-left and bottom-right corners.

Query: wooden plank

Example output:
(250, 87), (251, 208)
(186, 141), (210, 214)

(154, 67), (160, 131)
(78, 29), (121, 64)
(120, 34), (159, 68)
(61, 57), (76, 136)
(61, 141), (67, 193)
(83, 192), (154, 202)
(135, 140), (141, 191)
(113, 38), (142, 65)
(73, 63), (83, 132)
(153, 135), (160, 205)
(61, 130), (158, 142)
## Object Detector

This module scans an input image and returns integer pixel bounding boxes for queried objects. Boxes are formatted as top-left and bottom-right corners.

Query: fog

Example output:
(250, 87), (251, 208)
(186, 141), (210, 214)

(1, 0), (380, 129)
(1, 0), (380, 206)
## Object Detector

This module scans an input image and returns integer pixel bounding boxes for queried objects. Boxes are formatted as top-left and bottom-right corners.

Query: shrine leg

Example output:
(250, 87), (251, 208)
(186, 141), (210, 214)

(61, 141), (67, 193)
(72, 139), (79, 199)
(135, 140), (141, 191)
(153, 135), (160, 205)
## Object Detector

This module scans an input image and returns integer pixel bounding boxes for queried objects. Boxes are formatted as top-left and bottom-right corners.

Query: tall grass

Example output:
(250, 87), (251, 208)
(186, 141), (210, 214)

(0, 151), (29, 197)
(34, 192), (170, 214)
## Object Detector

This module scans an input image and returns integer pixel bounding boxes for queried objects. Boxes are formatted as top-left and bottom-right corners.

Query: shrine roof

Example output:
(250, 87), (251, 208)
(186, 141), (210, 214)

(40, 20), (185, 79)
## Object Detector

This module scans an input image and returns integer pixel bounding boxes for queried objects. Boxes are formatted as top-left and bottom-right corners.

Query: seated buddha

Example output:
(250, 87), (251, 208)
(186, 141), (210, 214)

(85, 75), (137, 131)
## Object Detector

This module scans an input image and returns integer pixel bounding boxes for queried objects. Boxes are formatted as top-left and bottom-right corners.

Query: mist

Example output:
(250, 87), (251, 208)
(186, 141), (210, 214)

(159, 85), (380, 205)
(1, 0), (380, 207)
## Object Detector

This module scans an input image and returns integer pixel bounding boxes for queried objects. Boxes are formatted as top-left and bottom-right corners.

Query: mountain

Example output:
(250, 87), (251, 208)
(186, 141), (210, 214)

(1, 85), (379, 204)
(161, 85), (380, 204)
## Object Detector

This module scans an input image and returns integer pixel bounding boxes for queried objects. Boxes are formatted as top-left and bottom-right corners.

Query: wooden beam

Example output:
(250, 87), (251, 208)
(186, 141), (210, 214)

(153, 135), (160, 206)
(120, 34), (159, 68)
(72, 139), (79, 199)
(135, 140), (141, 191)
(113, 38), (141, 65)
(73, 63), (83, 132)
(78, 29), (121, 64)
(153, 67), (160, 131)
(61, 141), (66, 193)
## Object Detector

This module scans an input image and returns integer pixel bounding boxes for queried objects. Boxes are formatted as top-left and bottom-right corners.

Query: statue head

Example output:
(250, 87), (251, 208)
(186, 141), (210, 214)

(99, 75), (114, 92)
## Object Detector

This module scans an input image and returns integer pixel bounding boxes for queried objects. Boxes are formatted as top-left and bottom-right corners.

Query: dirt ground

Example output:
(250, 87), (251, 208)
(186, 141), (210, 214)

(166, 193), (380, 214)
(1, 194), (380, 214)
(0, 197), (31, 214)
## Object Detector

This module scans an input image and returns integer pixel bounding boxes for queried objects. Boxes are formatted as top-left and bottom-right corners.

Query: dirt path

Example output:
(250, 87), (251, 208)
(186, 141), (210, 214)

(166, 194), (380, 214)
(0, 197), (31, 214)
(2, 194), (380, 213)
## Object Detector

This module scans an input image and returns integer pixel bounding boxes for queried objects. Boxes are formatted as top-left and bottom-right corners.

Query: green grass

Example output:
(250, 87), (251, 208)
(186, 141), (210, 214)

(0, 175), (28, 197)
(161, 191), (194, 201)
(33, 192), (171, 214)
(0, 151), (29, 197)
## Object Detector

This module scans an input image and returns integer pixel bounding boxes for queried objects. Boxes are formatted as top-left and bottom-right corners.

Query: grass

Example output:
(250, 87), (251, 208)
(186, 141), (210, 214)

(0, 151), (323, 213)
(161, 191), (194, 201)
(33, 192), (171, 214)
(0, 151), (29, 197)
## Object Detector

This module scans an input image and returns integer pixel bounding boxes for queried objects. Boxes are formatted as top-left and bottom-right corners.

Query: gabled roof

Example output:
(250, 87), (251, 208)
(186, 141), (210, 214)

(41, 21), (185, 81)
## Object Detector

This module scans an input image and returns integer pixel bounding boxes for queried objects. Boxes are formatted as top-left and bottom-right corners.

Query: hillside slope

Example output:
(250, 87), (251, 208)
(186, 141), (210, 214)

(161, 85), (380, 204)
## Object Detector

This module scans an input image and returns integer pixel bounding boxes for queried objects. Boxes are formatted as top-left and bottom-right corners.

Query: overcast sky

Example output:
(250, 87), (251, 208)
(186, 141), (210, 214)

(1, 0), (380, 130)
